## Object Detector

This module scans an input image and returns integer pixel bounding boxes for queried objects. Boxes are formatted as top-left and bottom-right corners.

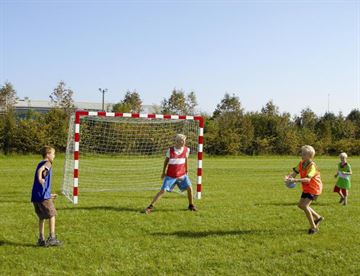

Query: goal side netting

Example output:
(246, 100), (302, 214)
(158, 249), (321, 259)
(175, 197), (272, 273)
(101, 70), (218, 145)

(62, 111), (204, 204)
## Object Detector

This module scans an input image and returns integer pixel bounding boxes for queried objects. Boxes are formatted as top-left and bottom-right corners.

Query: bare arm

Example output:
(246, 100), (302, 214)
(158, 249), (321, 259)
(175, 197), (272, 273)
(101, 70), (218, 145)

(291, 177), (311, 183)
(185, 158), (188, 174)
(342, 169), (352, 175)
(37, 161), (51, 185)
(161, 157), (169, 179)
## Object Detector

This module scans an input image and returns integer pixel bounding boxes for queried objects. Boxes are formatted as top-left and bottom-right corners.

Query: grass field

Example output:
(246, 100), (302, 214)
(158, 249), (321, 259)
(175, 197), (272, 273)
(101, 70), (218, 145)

(1, 155), (360, 275)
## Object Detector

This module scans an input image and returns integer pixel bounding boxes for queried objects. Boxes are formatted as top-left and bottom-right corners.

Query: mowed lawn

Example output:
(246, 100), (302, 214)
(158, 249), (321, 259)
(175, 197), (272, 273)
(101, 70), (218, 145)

(1, 155), (360, 275)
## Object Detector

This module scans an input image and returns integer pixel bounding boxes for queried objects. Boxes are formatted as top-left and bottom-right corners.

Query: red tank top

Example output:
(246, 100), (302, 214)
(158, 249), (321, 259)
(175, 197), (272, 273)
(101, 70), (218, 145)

(166, 146), (188, 178)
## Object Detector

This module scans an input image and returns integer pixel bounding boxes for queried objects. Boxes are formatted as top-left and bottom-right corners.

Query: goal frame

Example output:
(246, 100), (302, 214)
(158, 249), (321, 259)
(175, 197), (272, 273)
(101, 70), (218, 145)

(65, 110), (204, 204)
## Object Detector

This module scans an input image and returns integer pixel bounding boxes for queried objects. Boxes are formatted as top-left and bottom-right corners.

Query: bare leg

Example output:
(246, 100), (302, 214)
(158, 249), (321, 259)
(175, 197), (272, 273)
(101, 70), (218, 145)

(49, 216), (56, 238)
(298, 198), (317, 229)
(308, 207), (321, 221)
(343, 189), (348, 205)
(149, 190), (166, 207)
(187, 186), (194, 205)
(337, 189), (344, 203)
(39, 219), (45, 240)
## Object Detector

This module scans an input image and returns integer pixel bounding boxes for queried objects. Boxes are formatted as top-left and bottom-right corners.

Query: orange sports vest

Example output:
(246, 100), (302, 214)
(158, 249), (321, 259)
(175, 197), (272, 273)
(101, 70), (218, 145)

(298, 160), (323, 195)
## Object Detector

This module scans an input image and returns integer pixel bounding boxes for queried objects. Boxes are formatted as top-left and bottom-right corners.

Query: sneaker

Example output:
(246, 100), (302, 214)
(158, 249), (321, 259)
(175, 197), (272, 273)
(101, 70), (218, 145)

(314, 217), (324, 227)
(339, 197), (345, 204)
(188, 204), (197, 211)
(37, 238), (47, 247)
(144, 205), (153, 214)
(46, 236), (62, 246)
(308, 228), (318, 235)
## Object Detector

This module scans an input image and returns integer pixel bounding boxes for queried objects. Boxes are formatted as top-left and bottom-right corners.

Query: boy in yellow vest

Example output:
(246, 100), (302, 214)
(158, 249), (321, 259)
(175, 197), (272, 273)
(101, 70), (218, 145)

(285, 145), (324, 234)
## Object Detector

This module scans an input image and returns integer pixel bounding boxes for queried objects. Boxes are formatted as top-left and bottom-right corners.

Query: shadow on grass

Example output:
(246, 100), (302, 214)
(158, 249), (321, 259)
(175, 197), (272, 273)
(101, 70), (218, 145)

(56, 205), (142, 213)
(254, 202), (333, 207)
(152, 229), (274, 238)
(0, 240), (38, 248)
(0, 199), (31, 204)
(254, 202), (296, 207)
(57, 205), (185, 213)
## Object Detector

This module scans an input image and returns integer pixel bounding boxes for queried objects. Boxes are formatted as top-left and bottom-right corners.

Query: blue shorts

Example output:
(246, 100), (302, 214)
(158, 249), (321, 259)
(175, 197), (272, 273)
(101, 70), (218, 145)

(161, 175), (192, 192)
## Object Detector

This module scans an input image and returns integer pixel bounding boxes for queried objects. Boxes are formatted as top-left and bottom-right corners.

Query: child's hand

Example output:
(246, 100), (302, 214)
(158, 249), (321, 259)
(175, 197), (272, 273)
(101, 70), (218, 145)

(39, 179), (45, 185)
(51, 193), (58, 200)
(284, 176), (294, 184)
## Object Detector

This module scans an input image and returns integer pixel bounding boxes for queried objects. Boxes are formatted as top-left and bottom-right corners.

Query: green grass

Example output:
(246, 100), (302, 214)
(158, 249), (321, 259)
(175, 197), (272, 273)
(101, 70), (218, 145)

(1, 155), (360, 275)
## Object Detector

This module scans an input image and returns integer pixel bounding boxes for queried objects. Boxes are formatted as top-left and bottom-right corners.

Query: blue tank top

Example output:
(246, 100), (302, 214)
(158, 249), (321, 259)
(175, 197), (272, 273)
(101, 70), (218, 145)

(31, 160), (52, 202)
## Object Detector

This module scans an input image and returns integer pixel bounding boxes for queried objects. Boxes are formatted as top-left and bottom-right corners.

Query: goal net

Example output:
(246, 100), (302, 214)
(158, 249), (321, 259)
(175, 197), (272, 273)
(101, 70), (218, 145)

(62, 111), (204, 204)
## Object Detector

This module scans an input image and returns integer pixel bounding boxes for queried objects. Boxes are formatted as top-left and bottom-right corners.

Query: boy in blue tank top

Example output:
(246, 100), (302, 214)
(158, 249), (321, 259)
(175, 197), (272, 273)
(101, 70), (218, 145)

(31, 146), (61, 247)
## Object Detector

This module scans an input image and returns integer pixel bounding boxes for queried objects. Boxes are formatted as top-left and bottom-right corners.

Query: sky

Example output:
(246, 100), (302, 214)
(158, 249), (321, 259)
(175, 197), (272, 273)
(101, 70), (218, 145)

(0, 0), (359, 115)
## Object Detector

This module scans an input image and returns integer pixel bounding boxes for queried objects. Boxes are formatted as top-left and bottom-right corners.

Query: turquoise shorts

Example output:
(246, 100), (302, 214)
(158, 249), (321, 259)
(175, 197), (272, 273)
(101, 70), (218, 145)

(161, 175), (192, 192)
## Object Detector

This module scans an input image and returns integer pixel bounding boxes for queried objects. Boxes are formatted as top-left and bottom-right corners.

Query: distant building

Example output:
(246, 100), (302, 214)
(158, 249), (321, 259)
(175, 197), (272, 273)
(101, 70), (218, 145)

(12, 99), (156, 116)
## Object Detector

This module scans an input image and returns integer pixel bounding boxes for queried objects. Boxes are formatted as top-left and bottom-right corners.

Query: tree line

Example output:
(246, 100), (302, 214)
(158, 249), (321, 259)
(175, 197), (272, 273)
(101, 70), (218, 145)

(1, 81), (360, 155)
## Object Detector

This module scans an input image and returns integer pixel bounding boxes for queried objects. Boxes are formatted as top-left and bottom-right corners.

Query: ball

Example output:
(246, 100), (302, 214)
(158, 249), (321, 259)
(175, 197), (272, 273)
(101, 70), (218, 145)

(285, 181), (296, 189)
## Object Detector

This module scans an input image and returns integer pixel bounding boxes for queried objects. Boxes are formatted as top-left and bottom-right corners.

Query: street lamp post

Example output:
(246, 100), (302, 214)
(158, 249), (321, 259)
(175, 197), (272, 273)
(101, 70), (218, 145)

(99, 88), (108, 111)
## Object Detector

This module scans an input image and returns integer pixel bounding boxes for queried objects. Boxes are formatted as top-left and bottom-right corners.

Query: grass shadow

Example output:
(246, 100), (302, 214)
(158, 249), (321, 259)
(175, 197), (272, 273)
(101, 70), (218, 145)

(0, 199), (31, 204)
(57, 205), (186, 213)
(152, 229), (274, 238)
(254, 202), (333, 207)
(254, 202), (296, 207)
(0, 240), (38, 248)
(56, 205), (142, 213)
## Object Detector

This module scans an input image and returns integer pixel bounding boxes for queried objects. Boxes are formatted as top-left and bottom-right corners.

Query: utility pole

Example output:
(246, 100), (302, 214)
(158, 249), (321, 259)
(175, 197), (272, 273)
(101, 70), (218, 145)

(99, 88), (108, 111)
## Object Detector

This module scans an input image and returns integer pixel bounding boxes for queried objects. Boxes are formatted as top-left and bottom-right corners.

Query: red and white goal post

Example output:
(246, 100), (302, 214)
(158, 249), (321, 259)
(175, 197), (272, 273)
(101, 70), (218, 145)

(62, 110), (204, 204)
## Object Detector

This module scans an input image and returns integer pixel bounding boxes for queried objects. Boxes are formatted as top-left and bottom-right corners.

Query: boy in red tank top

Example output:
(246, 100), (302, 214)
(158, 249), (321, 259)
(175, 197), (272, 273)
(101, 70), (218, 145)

(144, 134), (197, 214)
(285, 145), (324, 234)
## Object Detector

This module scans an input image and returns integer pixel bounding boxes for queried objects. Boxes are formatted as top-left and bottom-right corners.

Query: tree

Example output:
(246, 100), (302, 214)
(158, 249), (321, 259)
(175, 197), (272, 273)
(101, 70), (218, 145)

(112, 90), (143, 113)
(161, 89), (198, 115)
(122, 90), (143, 113)
(13, 116), (45, 153)
(261, 100), (279, 116)
(347, 109), (360, 123)
(295, 108), (318, 131)
(346, 109), (360, 138)
(213, 93), (243, 117)
(2, 110), (16, 154)
(49, 81), (75, 114)
(186, 91), (198, 115)
(207, 94), (253, 155)
(43, 108), (69, 152)
(0, 82), (18, 112)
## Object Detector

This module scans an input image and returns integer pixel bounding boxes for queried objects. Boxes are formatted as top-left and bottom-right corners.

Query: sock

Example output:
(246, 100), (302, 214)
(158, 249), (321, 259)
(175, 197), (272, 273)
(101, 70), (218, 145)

(50, 232), (56, 239)
(39, 234), (44, 240)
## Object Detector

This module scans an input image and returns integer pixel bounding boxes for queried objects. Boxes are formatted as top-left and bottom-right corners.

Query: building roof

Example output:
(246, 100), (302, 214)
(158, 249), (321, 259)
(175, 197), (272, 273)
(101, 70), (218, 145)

(12, 99), (155, 113)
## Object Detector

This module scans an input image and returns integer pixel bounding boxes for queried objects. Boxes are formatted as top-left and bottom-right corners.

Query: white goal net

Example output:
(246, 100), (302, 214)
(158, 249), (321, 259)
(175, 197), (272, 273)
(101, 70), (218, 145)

(62, 111), (204, 204)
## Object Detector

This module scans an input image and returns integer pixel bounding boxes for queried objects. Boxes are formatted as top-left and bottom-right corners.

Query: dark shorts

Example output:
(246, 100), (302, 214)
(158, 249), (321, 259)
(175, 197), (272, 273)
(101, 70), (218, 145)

(33, 199), (57, 220)
(301, 192), (319, 201)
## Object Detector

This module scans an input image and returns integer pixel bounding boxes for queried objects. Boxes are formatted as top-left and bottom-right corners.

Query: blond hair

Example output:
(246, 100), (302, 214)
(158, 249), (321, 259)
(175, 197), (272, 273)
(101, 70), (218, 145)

(175, 134), (186, 143)
(41, 146), (55, 158)
(339, 152), (348, 159)
(301, 145), (315, 159)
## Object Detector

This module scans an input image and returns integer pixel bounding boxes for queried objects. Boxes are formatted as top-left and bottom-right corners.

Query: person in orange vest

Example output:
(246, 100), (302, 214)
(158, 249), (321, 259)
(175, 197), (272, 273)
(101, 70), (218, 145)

(144, 134), (197, 214)
(285, 145), (324, 234)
